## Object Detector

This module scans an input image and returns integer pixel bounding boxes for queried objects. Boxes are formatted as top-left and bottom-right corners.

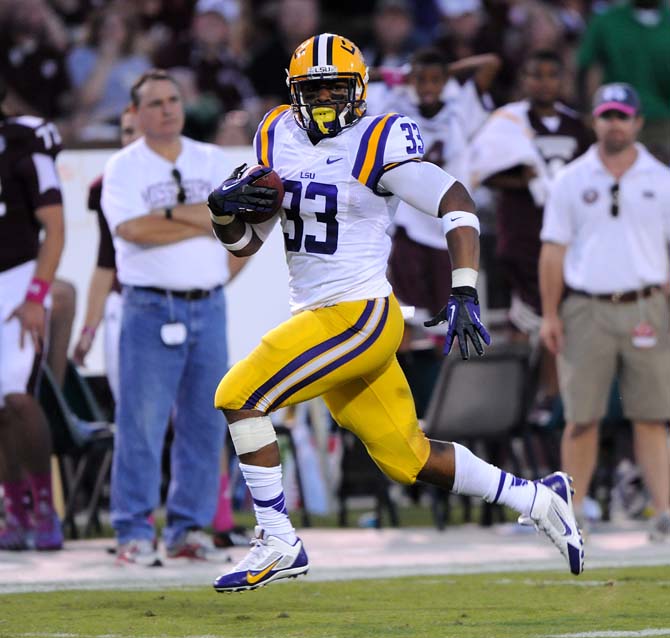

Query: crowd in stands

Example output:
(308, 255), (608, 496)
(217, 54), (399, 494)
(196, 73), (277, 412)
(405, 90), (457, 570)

(1, 0), (667, 154)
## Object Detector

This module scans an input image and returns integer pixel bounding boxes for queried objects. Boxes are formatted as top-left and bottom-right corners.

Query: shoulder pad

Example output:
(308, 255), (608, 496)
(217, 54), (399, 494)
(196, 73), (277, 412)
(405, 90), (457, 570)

(3, 116), (63, 159)
(254, 105), (291, 168)
(352, 113), (424, 190)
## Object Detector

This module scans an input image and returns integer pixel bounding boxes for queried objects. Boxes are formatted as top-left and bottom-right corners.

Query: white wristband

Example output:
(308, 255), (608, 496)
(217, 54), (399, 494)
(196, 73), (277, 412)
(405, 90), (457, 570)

(221, 223), (253, 252)
(451, 268), (478, 288)
(442, 211), (480, 235)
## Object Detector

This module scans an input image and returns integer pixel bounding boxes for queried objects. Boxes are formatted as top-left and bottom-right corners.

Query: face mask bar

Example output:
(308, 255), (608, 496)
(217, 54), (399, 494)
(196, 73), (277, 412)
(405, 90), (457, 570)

(289, 73), (366, 137)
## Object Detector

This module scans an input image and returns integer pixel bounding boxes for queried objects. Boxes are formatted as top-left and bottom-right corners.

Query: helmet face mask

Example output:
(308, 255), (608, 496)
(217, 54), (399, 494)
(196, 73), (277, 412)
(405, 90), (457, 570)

(287, 34), (368, 138)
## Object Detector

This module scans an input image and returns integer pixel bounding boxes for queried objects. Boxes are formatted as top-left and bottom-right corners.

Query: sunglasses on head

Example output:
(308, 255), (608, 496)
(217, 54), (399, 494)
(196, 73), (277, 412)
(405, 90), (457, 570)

(597, 110), (633, 121)
(171, 168), (186, 204)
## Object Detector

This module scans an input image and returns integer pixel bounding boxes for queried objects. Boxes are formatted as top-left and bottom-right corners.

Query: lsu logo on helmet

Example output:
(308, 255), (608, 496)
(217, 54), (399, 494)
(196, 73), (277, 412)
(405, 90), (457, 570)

(286, 33), (368, 138)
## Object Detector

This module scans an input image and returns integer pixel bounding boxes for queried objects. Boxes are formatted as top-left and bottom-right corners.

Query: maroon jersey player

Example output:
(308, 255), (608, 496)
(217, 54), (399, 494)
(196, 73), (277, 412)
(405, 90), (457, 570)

(0, 79), (65, 551)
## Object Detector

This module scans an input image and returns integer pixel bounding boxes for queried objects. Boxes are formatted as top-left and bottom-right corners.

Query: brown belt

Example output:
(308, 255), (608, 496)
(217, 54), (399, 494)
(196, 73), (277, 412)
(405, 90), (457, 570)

(566, 285), (661, 303)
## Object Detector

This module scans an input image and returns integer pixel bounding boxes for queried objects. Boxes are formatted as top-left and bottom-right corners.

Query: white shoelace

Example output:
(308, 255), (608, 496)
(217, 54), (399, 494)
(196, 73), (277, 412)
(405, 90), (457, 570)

(232, 536), (276, 572)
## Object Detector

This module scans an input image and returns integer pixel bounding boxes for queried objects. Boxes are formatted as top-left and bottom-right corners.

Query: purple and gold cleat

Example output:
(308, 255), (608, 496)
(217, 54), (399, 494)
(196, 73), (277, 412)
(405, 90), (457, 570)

(214, 526), (309, 593)
(519, 472), (585, 575)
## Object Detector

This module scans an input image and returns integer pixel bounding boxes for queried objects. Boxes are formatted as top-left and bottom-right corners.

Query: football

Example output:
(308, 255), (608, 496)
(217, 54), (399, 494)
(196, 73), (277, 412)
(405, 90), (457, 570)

(241, 164), (284, 223)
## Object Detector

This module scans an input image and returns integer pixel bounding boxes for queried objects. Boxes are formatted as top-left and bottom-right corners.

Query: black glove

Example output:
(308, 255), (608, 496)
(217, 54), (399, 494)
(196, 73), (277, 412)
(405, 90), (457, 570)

(424, 286), (491, 360)
(207, 163), (277, 219)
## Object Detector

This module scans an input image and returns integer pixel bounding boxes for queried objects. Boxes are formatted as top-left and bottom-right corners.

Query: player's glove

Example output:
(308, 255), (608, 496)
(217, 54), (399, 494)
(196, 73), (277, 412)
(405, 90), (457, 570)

(207, 163), (277, 221)
(424, 286), (491, 360)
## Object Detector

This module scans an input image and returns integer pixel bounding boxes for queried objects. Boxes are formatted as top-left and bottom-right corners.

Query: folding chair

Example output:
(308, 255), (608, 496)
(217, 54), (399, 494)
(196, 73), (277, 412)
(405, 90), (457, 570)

(422, 341), (535, 529)
(63, 360), (108, 422)
(336, 430), (399, 528)
(38, 362), (114, 538)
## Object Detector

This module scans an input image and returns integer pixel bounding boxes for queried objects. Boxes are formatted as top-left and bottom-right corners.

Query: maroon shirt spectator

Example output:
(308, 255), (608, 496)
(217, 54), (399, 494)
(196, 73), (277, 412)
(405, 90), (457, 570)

(481, 51), (593, 315)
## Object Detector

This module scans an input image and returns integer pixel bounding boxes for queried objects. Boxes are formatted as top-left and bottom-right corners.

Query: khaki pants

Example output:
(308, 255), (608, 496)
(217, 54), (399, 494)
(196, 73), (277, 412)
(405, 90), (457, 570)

(558, 290), (670, 423)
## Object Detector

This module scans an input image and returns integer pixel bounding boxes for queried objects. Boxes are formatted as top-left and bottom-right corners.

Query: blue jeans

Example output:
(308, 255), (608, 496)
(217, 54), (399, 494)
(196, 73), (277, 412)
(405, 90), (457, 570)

(111, 286), (228, 547)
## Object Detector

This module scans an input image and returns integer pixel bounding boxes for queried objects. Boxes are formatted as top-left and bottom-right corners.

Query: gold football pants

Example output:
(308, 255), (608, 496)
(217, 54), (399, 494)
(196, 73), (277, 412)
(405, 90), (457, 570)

(215, 295), (430, 484)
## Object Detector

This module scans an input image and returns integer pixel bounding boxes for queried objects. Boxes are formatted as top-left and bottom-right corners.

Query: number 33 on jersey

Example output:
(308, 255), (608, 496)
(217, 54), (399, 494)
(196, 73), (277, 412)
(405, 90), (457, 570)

(253, 105), (425, 313)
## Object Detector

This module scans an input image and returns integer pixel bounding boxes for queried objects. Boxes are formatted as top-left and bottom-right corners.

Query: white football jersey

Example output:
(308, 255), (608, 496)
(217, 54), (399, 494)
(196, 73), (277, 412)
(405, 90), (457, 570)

(253, 106), (424, 313)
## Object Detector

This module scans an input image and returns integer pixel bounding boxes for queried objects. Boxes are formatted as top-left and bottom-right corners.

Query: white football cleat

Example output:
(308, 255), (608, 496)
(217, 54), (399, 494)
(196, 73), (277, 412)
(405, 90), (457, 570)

(213, 526), (309, 592)
(519, 472), (585, 575)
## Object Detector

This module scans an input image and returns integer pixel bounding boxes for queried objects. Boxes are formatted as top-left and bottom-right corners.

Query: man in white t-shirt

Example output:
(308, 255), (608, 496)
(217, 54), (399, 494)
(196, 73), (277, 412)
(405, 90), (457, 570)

(539, 83), (670, 541)
(102, 69), (236, 565)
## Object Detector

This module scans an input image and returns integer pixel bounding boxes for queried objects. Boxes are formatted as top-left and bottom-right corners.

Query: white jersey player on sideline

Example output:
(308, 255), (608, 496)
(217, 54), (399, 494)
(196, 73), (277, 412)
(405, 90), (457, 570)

(372, 48), (499, 327)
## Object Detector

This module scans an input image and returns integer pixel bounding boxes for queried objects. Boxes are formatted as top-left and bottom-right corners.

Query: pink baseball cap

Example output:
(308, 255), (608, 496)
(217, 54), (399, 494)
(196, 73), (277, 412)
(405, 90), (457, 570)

(592, 83), (640, 117)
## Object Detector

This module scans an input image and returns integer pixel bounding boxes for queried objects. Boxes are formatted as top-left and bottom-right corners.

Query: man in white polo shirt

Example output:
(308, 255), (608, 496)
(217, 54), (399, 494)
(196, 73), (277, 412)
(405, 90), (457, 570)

(539, 83), (670, 541)
(102, 69), (236, 565)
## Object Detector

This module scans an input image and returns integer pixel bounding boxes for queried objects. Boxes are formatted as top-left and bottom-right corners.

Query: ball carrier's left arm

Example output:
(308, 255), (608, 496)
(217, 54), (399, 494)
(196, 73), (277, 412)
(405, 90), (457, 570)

(208, 164), (283, 257)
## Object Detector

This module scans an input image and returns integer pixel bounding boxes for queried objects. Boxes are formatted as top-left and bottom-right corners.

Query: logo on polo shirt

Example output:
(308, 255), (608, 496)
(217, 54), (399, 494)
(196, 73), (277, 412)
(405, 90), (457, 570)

(643, 190), (655, 199)
(582, 188), (598, 204)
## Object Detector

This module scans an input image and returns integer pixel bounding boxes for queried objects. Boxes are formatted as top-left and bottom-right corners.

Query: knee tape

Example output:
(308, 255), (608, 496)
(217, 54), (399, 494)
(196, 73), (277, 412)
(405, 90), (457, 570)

(228, 416), (277, 455)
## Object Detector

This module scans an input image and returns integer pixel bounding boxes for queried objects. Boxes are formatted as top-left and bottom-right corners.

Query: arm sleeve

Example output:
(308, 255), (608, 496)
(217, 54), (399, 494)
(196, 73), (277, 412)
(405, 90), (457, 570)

(378, 161), (456, 217)
(540, 172), (574, 245)
(351, 113), (424, 193)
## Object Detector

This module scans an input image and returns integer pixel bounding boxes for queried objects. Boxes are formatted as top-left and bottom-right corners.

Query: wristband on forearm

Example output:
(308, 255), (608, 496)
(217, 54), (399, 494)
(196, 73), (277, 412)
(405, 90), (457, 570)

(25, 277), (50, 305)
(81, 326), (96, 338)
(451, 268), (478, 288)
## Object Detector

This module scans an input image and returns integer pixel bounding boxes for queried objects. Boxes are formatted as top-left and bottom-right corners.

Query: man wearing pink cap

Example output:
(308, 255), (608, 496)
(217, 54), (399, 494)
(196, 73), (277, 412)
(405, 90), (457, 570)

(539, 82), (670, 541)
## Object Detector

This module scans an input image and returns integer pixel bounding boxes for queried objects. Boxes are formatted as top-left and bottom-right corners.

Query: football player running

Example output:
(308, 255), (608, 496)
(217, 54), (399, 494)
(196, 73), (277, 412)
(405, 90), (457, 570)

(208, 33), (584, 592)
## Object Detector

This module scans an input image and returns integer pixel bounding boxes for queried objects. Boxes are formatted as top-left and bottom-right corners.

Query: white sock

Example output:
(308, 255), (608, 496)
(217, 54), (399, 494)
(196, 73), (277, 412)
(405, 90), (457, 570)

(452, 443), (537, 516)
(239, 462), (297, 544)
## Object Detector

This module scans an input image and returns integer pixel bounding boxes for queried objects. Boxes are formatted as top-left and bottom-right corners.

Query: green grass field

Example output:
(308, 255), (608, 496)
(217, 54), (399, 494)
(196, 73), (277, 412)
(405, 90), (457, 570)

(2, 566), (669, 638)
